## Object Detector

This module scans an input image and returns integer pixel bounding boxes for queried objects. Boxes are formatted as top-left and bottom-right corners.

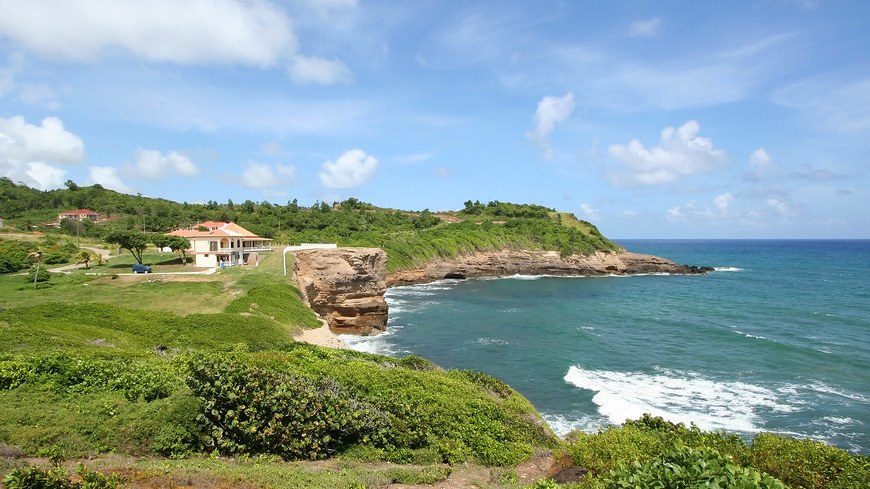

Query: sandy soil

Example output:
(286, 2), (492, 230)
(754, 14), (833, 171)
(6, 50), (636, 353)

(293, 320), (350, 349)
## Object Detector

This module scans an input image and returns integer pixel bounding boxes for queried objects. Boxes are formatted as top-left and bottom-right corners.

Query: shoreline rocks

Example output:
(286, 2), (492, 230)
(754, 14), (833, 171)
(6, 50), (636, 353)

(386, 249), (712, 287)
(293, 247), (389, 335)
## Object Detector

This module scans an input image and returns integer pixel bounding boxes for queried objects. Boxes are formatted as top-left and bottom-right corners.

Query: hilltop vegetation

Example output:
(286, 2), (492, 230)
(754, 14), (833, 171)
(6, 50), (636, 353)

(0, 179), (619, 272)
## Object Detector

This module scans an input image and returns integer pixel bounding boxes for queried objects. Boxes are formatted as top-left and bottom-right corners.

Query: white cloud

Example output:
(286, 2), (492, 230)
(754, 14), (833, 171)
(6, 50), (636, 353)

(0, 0), (356, 86)
(394, 152), (434, 165)
(766, 197), (794, 218)
(773, 75), (870, 132)
(126, 149), (199, 180)
(434, 166), (453, 178)
(0, 115), (84, 189)
(24, 161), (66, 190)
(526, 92), (575, 159)
(580, 203), (600, 221)
(319, 149), (378, 188)
(260, 142), (284, 156)
(0, 115), (84, 163)
(288, 54), (351, 85)
(713, 192), (734, 212)
(89, 166), (132, 193)
(0, 0), (296, 66)
(749, 148), (772, 168)
(627, 17), (661, 38)
(608, 120), (725, 186)
(242, 160), (296, 190)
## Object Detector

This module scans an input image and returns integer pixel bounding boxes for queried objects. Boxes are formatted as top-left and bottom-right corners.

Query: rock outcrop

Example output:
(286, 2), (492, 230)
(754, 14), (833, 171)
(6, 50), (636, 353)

(294, 247), (388, 335)
(386, 249), (712, 287)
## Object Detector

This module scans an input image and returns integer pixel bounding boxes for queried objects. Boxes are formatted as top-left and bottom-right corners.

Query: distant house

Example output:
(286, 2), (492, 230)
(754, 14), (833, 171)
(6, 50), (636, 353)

(58, 208), (99, 222)
(168, 222), (272, 268)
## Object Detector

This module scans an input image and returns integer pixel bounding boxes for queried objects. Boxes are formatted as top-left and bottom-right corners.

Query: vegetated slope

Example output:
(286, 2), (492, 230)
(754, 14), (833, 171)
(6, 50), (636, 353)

(0, 269), (558, 468)
(1, 179), (621, 273)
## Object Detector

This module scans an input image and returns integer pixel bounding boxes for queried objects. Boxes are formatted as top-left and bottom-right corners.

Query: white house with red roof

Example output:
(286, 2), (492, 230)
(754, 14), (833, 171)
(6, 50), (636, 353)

(168, 221), (272, 268)
(58, 208), (99, 222)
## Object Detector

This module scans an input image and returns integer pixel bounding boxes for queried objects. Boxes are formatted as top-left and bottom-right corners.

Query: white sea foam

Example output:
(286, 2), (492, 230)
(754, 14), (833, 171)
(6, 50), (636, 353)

(714, 267), (744, 272)
(542, 413), (607, 437)
(734, 330), (768, 340)
(821, 416), (859, 426)
(507, 274), (543, 280)
(475, 337), (509, 346)
(563, 366), (793, 433)
(806, 382), (870, 402)
(341, 328), (401, 356)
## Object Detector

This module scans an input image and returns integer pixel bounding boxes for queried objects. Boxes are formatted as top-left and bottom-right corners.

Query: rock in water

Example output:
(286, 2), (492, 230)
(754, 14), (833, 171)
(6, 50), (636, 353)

(294, 247), (388, 335)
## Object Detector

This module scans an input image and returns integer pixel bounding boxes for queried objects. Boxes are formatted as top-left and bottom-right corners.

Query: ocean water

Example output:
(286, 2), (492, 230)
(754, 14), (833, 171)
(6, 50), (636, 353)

(343, 240), (870, 454)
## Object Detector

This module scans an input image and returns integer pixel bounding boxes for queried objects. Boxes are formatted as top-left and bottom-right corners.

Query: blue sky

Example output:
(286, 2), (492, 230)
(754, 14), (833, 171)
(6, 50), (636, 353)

(1, 0), (868, 238)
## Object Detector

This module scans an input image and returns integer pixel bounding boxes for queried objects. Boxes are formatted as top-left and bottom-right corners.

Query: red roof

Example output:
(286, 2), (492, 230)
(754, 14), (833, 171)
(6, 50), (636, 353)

(169, 221), (269, 240)
(59, 209), (98, 215)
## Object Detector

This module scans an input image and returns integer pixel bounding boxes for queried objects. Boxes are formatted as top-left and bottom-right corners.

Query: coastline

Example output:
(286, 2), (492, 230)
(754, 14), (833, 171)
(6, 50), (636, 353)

(291, 246), (712, 339)
(293, 320), (350, 349)
(385, 249), (712, 287)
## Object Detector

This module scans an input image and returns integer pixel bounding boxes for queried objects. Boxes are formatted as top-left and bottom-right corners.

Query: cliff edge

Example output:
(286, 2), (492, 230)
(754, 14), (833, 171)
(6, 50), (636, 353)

(294, 247), (389, 335)
(386, 249), (712, 287)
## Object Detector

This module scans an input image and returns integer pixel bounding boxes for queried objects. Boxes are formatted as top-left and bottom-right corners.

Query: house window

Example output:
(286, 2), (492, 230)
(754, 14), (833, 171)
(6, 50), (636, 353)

(209, 241), (218, 251)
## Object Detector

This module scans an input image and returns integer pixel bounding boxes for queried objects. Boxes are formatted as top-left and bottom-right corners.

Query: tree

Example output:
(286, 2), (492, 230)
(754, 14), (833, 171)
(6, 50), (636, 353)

(151, 234), (191, 265)
(76, 250), (95, 269)
(104, 229), (148, 264)
(64, 179), (79, 191)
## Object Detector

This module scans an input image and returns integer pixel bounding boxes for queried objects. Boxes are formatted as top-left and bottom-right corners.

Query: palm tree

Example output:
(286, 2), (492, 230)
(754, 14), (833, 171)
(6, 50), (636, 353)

(76, 250), (94, 269)
(29, 248), (43, 288)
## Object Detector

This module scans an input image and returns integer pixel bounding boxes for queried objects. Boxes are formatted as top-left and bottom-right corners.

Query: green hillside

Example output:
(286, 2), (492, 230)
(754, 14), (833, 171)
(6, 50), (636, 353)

(0, 179), (620, 272)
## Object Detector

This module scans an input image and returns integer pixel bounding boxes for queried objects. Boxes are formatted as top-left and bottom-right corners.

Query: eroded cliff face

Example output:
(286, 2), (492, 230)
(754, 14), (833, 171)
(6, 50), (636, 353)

(386, 249), (712, 287)
(294, 247), (388, 335)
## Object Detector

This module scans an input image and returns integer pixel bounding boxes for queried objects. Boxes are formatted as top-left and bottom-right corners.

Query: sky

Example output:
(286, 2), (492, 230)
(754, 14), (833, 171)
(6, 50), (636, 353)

(0, 0), (868, 239)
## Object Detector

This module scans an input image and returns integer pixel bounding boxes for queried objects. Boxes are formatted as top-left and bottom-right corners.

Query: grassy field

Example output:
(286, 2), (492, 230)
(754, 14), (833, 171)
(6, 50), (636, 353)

(2, 240), (868, 488)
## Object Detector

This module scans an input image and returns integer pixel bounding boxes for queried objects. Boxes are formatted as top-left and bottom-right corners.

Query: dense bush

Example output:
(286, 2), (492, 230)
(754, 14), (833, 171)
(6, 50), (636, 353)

(750, 433), (870, 489)
(185, 353), (397, 460)
(26, 266), (50, 284)
(568, 415), (868, 489)
(0, 353), (178, 401)
(3, 464), (124, 489)
(603, 442), (785, 489)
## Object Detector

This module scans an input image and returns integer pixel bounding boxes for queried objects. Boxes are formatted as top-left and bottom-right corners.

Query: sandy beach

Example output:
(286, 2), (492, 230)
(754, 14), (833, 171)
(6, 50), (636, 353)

(293, 320), (349, 349)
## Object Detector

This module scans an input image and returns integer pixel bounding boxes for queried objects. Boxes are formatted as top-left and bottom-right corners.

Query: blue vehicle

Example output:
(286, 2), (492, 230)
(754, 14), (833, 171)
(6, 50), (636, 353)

(132, 263), (152, 274)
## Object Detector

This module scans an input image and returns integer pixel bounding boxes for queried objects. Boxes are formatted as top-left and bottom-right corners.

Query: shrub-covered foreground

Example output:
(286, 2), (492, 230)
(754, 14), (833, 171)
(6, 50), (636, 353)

(564, 414), (869, 488)
(0, 344), (557, 468)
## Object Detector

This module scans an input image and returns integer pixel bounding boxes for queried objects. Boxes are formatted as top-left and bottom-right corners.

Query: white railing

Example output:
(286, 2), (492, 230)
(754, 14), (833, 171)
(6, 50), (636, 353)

(282, 243), (338, 275)
(217, 246), (273, 253)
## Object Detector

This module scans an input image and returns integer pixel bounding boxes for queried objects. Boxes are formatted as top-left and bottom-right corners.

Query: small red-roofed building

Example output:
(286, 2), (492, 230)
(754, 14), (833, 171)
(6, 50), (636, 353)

(168, 221), (272, 268)
(58, 208), (99, 222)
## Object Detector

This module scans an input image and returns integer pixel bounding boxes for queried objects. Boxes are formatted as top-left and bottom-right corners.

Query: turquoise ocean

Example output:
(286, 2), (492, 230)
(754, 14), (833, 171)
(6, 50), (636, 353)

(343, 240), (870, 454)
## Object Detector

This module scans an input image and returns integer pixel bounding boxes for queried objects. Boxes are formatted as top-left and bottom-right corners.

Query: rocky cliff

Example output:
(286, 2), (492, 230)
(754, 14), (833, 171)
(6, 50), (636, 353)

(294, 247), (388, 335)
(386, 249), (712, 287)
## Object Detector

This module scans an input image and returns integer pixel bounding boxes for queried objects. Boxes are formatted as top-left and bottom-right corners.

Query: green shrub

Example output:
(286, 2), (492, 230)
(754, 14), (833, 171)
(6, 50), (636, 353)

(42, 252), (70, 265)
(0, 354), (178, 402)
(3, 464), (124, 489)
(185, 353), (395, 460)
(750, 433), (865, 489)
(603, 442), (785, 489)
(26, 267), (50, 284)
